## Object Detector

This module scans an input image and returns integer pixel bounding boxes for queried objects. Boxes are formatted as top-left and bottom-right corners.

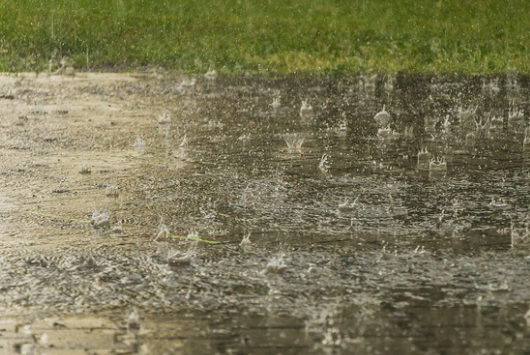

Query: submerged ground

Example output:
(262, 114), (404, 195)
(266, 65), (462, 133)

(0, 72), (530, 354)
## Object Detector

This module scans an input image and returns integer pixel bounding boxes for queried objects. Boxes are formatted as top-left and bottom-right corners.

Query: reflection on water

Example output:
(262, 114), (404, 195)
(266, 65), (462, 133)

(1, 73), (530, 354)
(142, 74), (530, 249)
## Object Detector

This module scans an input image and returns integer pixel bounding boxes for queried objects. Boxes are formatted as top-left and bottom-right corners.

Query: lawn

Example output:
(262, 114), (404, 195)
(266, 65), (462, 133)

(0, 0), (528, 73)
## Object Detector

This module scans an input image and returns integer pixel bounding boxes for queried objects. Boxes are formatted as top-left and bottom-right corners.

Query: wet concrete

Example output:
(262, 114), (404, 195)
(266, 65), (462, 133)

(1, 72), (530, 354)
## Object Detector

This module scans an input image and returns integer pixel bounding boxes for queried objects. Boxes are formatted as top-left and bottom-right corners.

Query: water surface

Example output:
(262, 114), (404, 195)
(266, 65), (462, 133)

(0, 72), (529, 354)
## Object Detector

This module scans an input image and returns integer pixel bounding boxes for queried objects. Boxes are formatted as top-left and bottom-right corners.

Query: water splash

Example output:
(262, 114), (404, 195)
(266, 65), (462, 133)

(204, 69), (218, 80)
(157, 110), (172, 124)
(481, 78), (500, 96)
(154, 221), (170, 241)
(174, 77), (196, 93)
(282, 133), (305, 153)
(166, 240), (198, 266)
(338, 196), (359, 212)
(377, 126), (397, 138)
(239, 233), (252, 252)
(508, 104), (524, 127)
(358, 74), (377, 93)
(300, 100), (313, 119)
(91, 210), (111, 231)
(524, 128), (530, 150)
(418, 148), (426, 167)
(179, 134), (188, 148)
(127, 308), (140, 332)
(132, 137), (146, 148)
(271, 96), (281, 110)
(429, 157), (447, 173)
(318, 154), (330, 173)
(373, 105), (391, 127)
(264, 253), (287, 274)
(78, 162), (92, 175)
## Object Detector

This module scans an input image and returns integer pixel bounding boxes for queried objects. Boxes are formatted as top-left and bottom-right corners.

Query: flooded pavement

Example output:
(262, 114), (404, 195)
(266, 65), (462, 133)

(1, 72), (530, 354)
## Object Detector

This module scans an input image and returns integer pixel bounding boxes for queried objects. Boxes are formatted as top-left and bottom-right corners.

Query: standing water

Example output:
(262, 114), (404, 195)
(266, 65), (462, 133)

(0, 73), (529, 354)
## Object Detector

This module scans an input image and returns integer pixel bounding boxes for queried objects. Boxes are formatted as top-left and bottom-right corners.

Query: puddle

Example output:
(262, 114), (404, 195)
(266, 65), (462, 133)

(1, 72), (530, 354)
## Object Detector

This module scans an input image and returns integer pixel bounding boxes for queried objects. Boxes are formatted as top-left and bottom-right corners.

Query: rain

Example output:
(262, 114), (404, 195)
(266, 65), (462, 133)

(1, 72), (530, 354)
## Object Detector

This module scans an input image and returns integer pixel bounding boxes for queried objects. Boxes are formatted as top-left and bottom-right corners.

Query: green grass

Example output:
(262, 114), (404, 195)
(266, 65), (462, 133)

(1, 0), (529, 73)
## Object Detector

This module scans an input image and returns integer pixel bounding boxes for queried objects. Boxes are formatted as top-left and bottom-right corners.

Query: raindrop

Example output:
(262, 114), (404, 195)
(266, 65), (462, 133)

(154, 221), (170, 241)
(338, 196), (359, 212)
(40, 333), (49, 346)
(271, 96), (281, 110)
(105, 184), (120, 198)
(506, 76), (520, 94)
(239, 233), (252, 252)
(429, 157), (447, 174)
(377, 126), (397, 138)
(127, 308), (140, 332)
(318, 154), (330, 173)
(78, 162), (92, 175)
(157, 110), (172, 124)
(508, 104), (524, 127)
(282, 133), (305, 153)
(387, 194), (394, 214)
(132, 137), (146, 148)
(175, 78), (196, 93)
(204, 69), (218, 80)
(524, 128), (530, 150)
(490, 115), (504, 129)
(403, 126), (414, 137)
(300, 100), (313, 119)
(338, 119), (348, 132)
(481, 77), (500, 96)
(179, 134), (188, 148)
(167, 239), (197, 266)
(91, 210), (111, 230)
(321, 327), (342, 348)
(374, 105), (392, 127)
(264, 253), (287, 274)
(417, 148), (432, 170)
(473, 116), (490, 131)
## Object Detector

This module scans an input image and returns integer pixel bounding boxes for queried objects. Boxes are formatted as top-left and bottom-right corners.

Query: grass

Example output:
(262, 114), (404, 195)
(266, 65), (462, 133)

(1, 0), (529, 73)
